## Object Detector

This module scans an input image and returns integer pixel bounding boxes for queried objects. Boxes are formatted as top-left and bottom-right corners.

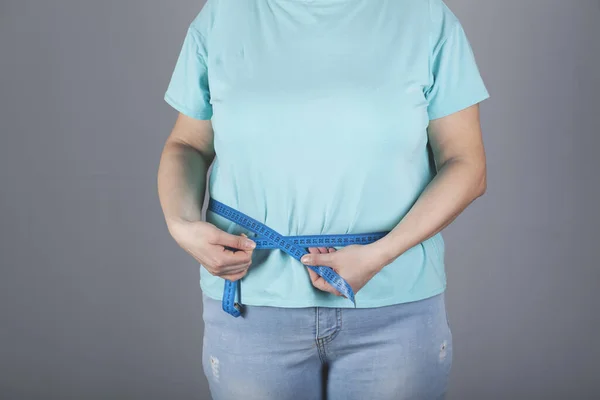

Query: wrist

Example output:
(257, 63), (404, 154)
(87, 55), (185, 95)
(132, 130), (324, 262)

(368, 235), (406, 270)
(364, 242), (394, 273)
(166, 216), (195, 242)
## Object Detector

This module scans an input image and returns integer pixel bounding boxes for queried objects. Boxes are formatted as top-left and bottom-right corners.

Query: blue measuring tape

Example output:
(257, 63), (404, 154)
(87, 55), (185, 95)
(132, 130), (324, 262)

(207, 198), (388, 317)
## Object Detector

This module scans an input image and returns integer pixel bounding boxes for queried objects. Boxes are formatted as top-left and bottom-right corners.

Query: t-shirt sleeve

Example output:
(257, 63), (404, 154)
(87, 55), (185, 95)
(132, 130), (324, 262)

(425, 14), (490, 120)
(164, 25), (213, 120)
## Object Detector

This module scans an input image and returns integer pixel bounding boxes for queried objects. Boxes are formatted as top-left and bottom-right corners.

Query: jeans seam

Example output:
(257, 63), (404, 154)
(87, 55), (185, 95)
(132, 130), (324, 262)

(320, 332), (338, 346)
(320, 308), (342, 345)
(316, 338), (328, 364)
(315, 308), (327, 364)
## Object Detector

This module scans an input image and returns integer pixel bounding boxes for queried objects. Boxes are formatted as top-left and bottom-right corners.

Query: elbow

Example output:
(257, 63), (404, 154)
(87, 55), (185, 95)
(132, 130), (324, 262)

(475, 167), (487, 198)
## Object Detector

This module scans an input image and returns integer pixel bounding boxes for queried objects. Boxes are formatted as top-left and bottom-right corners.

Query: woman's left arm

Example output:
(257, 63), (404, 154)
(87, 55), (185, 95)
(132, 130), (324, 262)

(374, 103), (487, 264)
(302, 103), (487, 295)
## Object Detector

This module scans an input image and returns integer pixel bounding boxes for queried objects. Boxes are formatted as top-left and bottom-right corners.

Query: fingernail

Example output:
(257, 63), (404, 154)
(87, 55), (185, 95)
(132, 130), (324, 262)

(245, 240), (256, 249)
(301, 256), (311, 264)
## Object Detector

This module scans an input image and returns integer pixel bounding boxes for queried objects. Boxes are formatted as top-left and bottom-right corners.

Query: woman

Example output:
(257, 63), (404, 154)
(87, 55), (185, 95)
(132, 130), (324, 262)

(158, 0), (489, 398)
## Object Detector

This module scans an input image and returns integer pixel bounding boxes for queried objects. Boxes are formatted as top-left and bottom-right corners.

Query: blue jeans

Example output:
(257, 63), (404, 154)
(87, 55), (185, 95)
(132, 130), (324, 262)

(201, 292), (453, 400)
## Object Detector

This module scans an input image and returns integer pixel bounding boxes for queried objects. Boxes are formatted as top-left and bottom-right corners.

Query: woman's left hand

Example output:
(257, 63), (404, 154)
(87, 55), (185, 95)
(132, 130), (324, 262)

(301, 244), (388, 297)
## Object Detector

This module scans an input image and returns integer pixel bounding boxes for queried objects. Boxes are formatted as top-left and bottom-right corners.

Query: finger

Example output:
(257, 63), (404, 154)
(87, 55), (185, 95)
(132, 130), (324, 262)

(189, 247), (251, 276)
(214, 231), (256, 251)
(184, 242), (251, 276)
(185, 243), (252, 271)
(318, 247), (328, 253)
(307, 268), (328, 291)
(240, 233), (254, 254)
(314, 279), (340, 296)
(221, 267), (250, 282)
(213, 239), (254, 262)
(216, 262), (251, 275)
(307, 268), (322, 283)
(218, 233), (252, 280)
(307, 268), (341, 296)
(308, 247), (320, 254)
(301, 252), (334, 266)
(317, 278), (342, 296)
(328, 247), (336, 253)
(307, 267), (317, 280)
(202, 261), (247, 277)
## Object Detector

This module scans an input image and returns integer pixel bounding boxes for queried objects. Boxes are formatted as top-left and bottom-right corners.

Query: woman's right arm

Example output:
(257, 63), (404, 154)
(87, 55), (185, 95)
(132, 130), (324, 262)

(157, 113), (256, 281)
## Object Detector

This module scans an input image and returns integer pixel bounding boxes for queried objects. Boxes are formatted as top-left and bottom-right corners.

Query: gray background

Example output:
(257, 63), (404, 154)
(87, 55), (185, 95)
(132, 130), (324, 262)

(1, 0), (599, 399)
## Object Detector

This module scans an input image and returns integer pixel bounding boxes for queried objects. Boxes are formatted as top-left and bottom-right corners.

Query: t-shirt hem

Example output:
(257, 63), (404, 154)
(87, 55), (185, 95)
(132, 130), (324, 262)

(199, 284), (447, 309)
(428, 91), (490, 120)
(164, 93), (213, 120)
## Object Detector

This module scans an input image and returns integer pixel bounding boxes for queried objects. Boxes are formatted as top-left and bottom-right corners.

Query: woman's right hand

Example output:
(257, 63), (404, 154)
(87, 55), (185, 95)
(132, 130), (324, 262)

(169, 220), (256, 281)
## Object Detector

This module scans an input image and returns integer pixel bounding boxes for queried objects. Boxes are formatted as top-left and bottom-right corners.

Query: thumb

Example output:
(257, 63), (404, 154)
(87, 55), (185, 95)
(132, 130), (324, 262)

(301, 252), (334, 266)
(215, 231), (256, 250)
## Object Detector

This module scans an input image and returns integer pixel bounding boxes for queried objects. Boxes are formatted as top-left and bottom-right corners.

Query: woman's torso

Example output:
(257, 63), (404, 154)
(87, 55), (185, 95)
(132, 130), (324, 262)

(201, 0), (451, 307)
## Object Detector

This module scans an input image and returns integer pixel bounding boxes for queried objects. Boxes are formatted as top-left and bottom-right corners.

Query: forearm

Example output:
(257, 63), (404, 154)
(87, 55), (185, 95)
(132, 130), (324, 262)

(157, 141), (211, 232)
(372, 157), (486, 266)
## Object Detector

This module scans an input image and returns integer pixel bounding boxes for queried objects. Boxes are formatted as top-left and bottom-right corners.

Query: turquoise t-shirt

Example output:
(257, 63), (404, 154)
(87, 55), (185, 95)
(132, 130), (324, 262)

(164, 0), (489, 308)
